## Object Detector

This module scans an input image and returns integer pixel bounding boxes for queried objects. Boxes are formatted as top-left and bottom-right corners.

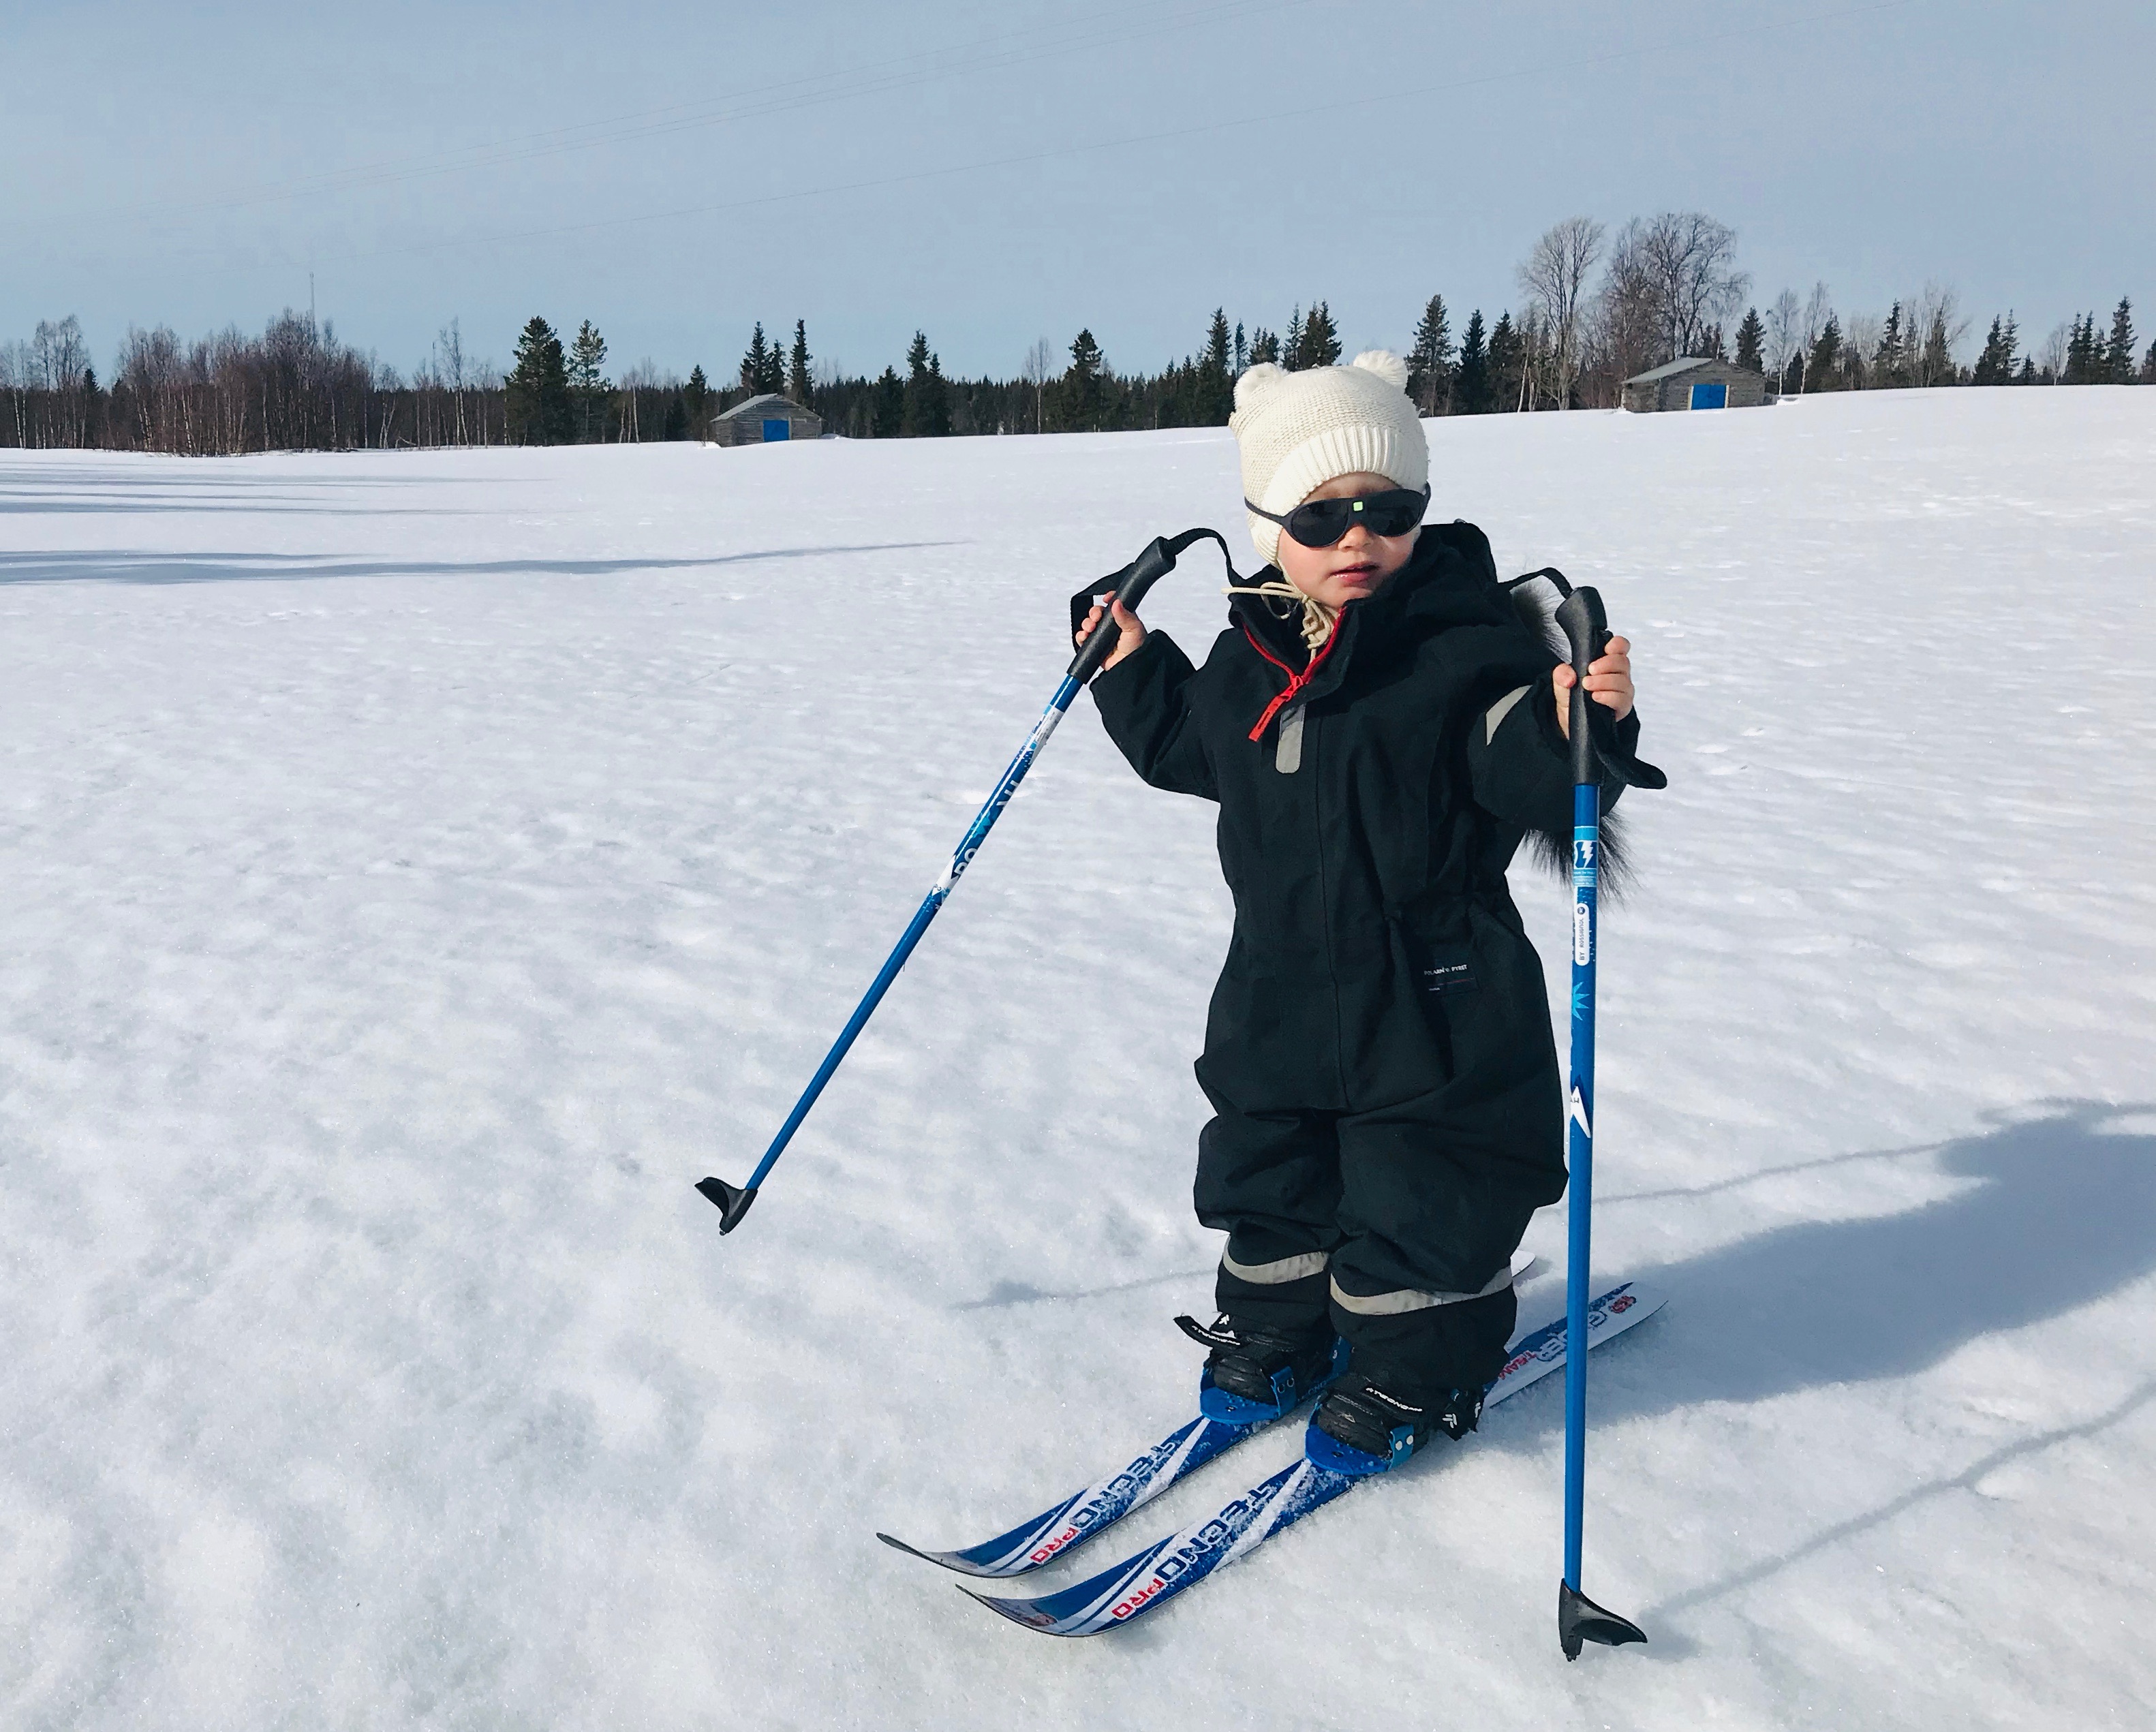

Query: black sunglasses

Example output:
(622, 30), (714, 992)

(1246, 486), (1429, 548)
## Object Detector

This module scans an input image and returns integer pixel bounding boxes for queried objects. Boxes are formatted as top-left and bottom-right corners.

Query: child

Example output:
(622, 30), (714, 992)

(1075, 351), (1640, 1473)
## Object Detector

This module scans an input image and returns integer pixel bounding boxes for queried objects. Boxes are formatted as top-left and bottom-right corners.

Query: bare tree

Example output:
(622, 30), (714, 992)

(1842, 312), (1883, 388)
(1631, 212), (1750, 360)
(1765, 288), (1800, 386)
(437, 318), (469, 444)
(1793, 282), (1834, 394)
(1517, 216), (1606, 408)
(0, 340), (28, 446)
(2037, 320), (2072, 381)
(1587, 221), (1664, 395)
(1021, 336), (1054, 435)
(1908, 282), (1970, 386)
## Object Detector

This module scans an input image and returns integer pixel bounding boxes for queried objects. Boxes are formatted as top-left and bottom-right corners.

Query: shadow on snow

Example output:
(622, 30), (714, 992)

(0, 543), (959, 585)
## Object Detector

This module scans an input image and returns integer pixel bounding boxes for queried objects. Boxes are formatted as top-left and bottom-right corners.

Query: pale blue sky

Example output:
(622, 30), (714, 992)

(6, 0), (2150, 382)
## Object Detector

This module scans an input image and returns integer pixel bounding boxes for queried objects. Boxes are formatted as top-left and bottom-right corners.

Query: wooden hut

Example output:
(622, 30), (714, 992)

(1621, 357), (1770, 413)
(707, 392), (823, 446)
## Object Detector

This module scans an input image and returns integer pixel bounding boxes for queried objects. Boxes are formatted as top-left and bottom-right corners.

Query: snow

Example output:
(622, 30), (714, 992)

(2, 388), (2153, 1728)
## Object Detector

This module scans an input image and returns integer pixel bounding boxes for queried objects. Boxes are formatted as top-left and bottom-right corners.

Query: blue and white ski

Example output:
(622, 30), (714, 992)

(878, 1255), (1541, 1580)
(877, 1412), (1272, 1578)
(962, 1280), (1663, 1637)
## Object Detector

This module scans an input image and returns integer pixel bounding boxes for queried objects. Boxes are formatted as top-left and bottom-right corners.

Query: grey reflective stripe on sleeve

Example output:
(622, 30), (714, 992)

(1483, 684), (1530, 743)
(1221, 1247), (1330, 1284)
(1327, 1261), (1515, 1316)
(1275, 705), (1304, 773)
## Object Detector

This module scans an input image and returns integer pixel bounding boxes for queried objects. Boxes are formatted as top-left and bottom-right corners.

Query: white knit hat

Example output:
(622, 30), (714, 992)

(1229, 350), (1429, 566)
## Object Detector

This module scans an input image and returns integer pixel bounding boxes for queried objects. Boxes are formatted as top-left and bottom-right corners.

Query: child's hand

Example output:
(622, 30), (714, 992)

(1075, 596), (1147, 672)
(1553, 635), (1633, 739)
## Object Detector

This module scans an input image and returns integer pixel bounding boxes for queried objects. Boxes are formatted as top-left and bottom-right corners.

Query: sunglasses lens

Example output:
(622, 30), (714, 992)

(1362, 493), (1431, 535)
(1283, 491), (1426, 546)
(1284, 499), (1354, 546)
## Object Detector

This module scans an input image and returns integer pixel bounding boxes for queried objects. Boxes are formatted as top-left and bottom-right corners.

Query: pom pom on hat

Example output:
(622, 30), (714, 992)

(1233, 361), (1285, 412)
(1229, 350), (1429, 566)
(1349, 348), (1410, 390)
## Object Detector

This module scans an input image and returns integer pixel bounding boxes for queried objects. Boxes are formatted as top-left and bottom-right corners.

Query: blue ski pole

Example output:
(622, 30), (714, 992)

(698, 529), (1232, 1234)
(1539, 579), (1664, 1660)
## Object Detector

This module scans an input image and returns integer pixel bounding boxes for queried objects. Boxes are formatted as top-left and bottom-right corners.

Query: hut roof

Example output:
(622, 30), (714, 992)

(1623, 357), (1718, 386)
(713, 392), (810, 420)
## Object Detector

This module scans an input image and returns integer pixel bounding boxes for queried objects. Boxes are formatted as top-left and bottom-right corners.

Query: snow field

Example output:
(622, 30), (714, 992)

(1, 388), (2153, 1728)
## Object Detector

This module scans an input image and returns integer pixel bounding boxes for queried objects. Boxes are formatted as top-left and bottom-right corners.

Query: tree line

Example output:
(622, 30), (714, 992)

(5, 212), (2151, 452)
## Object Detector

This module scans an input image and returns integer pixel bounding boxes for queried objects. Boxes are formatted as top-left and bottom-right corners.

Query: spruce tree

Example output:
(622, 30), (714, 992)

(1201, 309), (1233, 422)
(1487, 312), (1523, 411)
(1972, 316), (2020, 385)
(2143, 337), (2156, 384)
(566, 320), (609, 442)
(1203, 309), (1231, 374)
(1282, 307), (1305, 371)
(1735, 307), (1766, 373)
(1454, 310), (1491, 414)
(82, 365), (106, 448)
(1233, 320), (1248, 373)
(902, 331), (951, 436)
(2104, 297), (2136, 384)
(684, 365), (710, 429)
(871, 366), (904, 437)
(790, 320), (812, 403)
(1248, 326), (1279, 365)
(1918, 309), (1956, 386)
(2018, 356), (2037, 385)
(741, 322), (770, 392)
(1874, 303), (1906, 388)
(1056, 328), (1109, 431)
(2064, 313), (2096, 385)
(1292, 302), (1341, 369)
(506, 316), (572, 444)
(1806, 315), (1843, 393)
(1407, 294), (1453, 414)
(663, 392), (688, 441)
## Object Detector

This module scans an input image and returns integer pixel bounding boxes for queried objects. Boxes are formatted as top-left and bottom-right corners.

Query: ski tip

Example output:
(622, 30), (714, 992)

(877, 1532), (996, 1577)
(957, 1583), (1083, 1636)
(694, 1177), (758, 1233)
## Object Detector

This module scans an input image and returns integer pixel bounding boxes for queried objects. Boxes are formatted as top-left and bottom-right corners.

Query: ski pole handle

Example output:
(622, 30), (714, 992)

(1067, 536), (1177, 682)
(1551, 587), (1665, 792)
(1553, 586), (1608, 789)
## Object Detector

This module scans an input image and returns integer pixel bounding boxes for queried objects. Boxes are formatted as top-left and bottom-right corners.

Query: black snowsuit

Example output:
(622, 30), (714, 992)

(1089, 521), (1642, 1403)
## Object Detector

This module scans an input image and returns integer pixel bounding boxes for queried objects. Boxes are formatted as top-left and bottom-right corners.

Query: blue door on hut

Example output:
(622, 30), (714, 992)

(1689, 381), (1727, 410)
(762, 418), (790, 442)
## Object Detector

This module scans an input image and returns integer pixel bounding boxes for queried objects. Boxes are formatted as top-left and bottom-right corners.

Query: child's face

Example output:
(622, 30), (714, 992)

(1275, 471), (1419, 610)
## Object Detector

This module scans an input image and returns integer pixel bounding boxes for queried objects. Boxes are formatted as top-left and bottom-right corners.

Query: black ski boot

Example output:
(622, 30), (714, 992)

(1174, 1313), (1347, 1424)
(1305, 1372), (1483, 1475)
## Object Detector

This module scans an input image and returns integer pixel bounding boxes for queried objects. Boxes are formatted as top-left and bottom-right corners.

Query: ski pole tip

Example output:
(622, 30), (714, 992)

(1557, 1579), (1647, 1660)
(695, 1177), (759, 1234)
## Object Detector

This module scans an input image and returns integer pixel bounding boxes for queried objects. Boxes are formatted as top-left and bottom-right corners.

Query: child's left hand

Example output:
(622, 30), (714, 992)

(1553, 635), (1633, 739)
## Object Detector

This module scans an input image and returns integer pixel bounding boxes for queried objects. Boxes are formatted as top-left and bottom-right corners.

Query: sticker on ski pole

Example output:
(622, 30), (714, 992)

(1569, 1085), (1591, 1139)
(1573, 901), (1592, 963)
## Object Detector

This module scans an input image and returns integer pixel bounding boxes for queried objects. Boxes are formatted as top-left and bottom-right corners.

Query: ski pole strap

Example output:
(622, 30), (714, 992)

(1067, 527), (1242, 682)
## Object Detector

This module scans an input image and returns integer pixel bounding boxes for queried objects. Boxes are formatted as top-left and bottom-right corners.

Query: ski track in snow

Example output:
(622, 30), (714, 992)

(1, 390), (2152, 1729)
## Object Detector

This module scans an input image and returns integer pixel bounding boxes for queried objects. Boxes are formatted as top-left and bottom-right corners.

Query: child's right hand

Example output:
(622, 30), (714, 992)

(1075, 596), (1147, 672)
